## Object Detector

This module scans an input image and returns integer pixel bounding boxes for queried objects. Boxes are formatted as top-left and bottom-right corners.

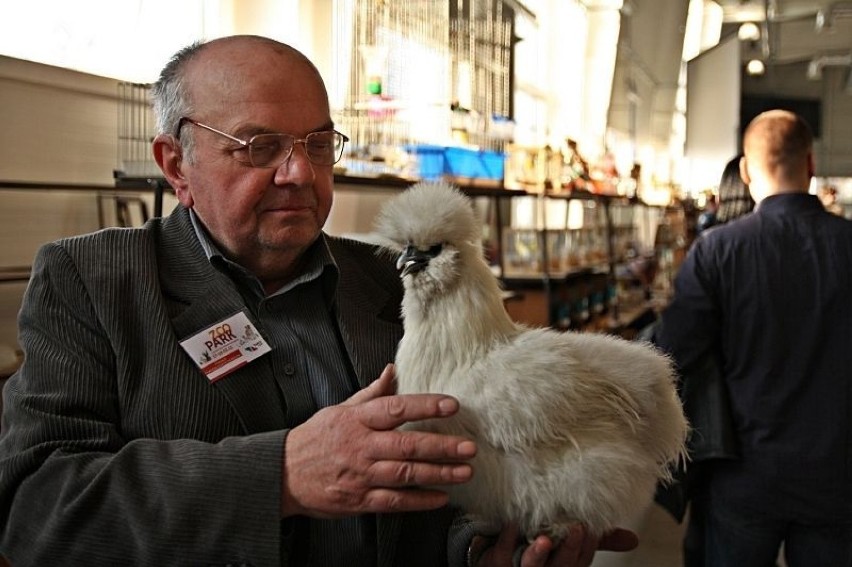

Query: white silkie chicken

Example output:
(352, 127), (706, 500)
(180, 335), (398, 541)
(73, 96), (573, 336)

(373, 181), (688, 539)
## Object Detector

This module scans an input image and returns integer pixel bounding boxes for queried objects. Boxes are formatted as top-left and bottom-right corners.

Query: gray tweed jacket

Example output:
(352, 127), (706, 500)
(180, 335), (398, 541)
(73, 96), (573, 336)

(0, 205), (470, 567)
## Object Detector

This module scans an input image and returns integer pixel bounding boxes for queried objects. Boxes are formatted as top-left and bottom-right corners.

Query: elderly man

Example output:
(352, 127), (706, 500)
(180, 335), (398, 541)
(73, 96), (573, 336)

(0, 35), (635, 566)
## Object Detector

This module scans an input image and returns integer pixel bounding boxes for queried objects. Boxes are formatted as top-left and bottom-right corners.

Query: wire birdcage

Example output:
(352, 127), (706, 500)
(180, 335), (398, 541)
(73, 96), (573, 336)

(331, 0), (514, 159)
(114, 82), (160, 183)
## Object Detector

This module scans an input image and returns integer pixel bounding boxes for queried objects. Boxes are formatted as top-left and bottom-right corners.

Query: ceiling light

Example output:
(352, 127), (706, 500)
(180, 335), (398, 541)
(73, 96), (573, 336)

(738, 22), (761, 41)
(746, 59), (766, 76)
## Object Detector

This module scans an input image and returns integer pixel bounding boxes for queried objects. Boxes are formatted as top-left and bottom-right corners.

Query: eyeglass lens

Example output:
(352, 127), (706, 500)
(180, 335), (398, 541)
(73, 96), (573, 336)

(249, 131), (345, 167)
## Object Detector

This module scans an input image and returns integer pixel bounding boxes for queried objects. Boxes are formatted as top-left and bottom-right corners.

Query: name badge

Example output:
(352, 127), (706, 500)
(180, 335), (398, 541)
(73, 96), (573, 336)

(180, 311), (272, 383)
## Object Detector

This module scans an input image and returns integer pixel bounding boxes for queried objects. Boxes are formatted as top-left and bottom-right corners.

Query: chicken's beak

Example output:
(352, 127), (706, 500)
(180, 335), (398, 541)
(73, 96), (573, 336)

(396, 243), (442, 277)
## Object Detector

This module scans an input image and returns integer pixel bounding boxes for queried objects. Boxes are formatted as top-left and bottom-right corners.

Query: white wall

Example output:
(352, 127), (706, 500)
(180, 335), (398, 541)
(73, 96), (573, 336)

(684, 35), (740, 193)
(0, 57), (177, 351)
(0, 56), (120, 184)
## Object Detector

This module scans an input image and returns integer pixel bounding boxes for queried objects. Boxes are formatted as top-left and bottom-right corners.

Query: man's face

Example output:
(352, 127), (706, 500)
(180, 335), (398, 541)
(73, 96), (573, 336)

(175, 41), (335, 273)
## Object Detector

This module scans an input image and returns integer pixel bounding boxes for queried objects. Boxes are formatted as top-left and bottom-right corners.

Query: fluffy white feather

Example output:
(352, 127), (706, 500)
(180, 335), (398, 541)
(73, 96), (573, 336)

(373, 181), (688, 539)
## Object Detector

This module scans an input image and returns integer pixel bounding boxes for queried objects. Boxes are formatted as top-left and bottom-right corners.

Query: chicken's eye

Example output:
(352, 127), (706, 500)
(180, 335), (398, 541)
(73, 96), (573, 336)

(428, 243), (443, 256)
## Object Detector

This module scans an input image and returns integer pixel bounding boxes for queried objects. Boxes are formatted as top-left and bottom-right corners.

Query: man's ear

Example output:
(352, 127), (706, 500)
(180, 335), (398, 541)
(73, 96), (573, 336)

(152, 134), (193, 207)
(806, 151), (815, 178)
(739, 156), (751, 185)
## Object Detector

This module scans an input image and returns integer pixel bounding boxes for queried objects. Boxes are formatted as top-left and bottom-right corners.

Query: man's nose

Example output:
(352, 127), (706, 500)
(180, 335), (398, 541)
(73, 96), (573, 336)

(273, 142), (315, 184)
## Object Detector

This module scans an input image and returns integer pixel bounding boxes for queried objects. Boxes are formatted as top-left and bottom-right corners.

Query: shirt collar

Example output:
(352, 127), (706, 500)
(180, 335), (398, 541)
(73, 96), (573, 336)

(188, 208), (339, 300)
(189, 208), (218, 260)
(756, 192), (824, 215)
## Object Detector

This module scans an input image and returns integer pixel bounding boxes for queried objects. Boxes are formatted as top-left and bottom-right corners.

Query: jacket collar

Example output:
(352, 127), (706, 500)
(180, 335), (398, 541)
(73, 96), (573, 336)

(327, 238), (404, 389)
(756, 192), (824, 215)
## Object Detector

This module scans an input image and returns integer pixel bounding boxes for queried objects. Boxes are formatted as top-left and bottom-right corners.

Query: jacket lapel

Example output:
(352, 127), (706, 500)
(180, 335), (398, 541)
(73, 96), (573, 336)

(328, 237), (405, 389)
(157, 207), (286, 434)
(327, 237), (406, 564)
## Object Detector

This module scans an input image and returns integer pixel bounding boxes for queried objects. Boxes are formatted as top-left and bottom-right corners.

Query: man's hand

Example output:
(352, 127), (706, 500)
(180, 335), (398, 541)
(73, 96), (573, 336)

(478, 524), (639, 567)
(281, 364), (476, 518)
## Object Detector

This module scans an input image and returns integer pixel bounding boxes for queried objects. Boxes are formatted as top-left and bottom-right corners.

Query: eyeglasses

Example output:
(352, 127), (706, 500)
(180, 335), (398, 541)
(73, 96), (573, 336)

(177, 117), (348, 168)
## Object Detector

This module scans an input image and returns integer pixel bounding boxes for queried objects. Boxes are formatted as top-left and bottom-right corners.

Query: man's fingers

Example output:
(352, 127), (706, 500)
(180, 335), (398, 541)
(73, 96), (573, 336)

(576, 526), (599, 565)
(365, 428), (476, 462)
(344, 367), (462, 431)
(367, 459), (474, 487)
(359, 486), (451, 513)
(598, 528), (639, 552)
(357, 391), (461, 431)
(344, 365), (468, 430)
(478, 523), (522, 565)
(514, 525), (637, 567)
(343, 364), (396, 405)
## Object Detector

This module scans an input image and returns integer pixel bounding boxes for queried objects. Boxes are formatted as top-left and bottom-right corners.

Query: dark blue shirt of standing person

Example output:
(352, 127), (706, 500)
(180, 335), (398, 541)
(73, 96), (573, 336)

(655, 109), (852, 567)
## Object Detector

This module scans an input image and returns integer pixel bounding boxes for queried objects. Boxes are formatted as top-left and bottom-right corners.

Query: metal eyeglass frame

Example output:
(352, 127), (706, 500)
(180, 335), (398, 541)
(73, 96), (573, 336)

(177, 117), (349, 168)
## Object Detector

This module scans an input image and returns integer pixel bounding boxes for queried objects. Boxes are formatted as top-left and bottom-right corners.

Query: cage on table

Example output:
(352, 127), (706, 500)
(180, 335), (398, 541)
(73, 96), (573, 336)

(114, 82), (168, 216)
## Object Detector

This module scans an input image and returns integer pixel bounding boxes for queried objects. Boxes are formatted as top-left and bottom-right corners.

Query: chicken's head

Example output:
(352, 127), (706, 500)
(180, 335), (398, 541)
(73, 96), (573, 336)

(374, 181), (483, 300)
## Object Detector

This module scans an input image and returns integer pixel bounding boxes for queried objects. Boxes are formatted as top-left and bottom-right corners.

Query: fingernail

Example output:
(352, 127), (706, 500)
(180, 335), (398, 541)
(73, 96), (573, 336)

(453, 465), (473, 480)
(457, 440), (477, 457)
(438, 397), (458, 415)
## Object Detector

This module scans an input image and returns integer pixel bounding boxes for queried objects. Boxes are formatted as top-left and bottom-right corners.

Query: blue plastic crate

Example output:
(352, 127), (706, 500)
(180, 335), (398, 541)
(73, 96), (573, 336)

(405, 144), (446, 181)
(444, 147), (506, 180)
(405, 144), (506, 181)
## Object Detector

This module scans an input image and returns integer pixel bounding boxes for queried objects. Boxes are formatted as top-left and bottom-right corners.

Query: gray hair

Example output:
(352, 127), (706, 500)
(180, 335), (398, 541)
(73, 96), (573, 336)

(150, 40), (205, 161)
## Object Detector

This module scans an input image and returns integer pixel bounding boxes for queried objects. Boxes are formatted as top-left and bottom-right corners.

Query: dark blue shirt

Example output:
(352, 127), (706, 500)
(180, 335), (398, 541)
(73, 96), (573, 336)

(657, 193), (852, 520)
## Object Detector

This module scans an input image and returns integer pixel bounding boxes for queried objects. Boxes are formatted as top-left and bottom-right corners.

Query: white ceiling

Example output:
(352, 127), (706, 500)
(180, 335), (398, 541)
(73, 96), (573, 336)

(717, 0), (852, 64)
(607, 0), (852, 157)
(607, 0), (689, 151)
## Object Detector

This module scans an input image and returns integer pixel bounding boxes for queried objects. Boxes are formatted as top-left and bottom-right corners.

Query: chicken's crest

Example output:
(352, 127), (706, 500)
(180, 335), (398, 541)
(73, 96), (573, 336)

(374, 181), (480, 249)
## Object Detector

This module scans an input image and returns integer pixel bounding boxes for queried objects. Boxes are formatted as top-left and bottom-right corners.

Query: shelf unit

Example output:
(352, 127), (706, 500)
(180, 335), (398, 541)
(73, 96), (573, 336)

(111, 171), (675, 337)
(490, 189), (666, 336)
(335, 175), (671, 335)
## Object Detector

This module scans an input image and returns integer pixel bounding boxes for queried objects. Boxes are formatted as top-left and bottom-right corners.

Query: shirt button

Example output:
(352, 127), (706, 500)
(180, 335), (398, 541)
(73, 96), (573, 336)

(283, 363), (295, 375)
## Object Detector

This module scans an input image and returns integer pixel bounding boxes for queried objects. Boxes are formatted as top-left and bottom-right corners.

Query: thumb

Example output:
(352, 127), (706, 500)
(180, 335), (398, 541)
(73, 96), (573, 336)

(342, 363), (397, 405)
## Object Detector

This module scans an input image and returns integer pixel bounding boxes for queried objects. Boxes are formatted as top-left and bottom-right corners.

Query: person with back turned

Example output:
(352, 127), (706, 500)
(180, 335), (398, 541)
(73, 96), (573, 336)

(656, 109), (852, 567)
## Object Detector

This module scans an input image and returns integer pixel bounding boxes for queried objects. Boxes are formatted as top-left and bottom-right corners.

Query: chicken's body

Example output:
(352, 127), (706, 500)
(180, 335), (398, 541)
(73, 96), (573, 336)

(374, 181), (688, 538)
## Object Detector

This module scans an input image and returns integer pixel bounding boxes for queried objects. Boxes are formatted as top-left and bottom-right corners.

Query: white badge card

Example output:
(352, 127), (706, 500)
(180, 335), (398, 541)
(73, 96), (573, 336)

(180, 311), (272, 382)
